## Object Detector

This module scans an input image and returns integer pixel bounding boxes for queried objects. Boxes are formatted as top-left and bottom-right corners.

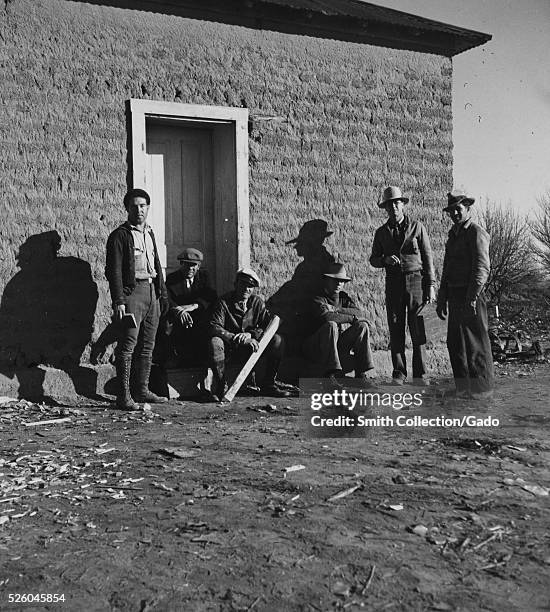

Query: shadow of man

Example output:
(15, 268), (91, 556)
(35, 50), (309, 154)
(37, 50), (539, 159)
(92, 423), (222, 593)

(0, 231), (98, 400)
(268, 219), (336, 359)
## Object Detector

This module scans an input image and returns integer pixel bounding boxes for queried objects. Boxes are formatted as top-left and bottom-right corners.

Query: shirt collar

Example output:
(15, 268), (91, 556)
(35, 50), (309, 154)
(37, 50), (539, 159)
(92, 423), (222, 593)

(126, 221), (151, 233)
(450, 218), (472, 236)
(387, 215), (408, 230)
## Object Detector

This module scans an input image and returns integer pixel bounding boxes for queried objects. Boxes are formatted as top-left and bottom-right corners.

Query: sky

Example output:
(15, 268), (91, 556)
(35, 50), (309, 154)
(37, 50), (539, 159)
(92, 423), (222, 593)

(369, 0), (550, 214)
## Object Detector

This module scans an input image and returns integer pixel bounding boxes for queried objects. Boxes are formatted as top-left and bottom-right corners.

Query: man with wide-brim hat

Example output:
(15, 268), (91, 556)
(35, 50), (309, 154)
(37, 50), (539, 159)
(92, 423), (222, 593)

(303, 263), (375, 386)
(436, 190), (493, 399)
(370, 185), (435, 386)
(208, 267), (290, 400)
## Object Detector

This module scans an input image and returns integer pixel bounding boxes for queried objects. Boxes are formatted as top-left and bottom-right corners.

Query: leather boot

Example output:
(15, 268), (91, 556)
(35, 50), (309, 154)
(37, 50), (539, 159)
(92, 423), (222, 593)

(134, 357), (168, 403)
(115, 357), (140, 411)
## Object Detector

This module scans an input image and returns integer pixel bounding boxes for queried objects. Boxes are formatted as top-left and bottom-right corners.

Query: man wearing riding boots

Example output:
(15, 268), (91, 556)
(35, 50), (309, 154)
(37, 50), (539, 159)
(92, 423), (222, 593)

(370, 186), (436, 386)
(208, 268), (291, 400)
(105, 188), (169, 410)
(303, 263), (375, 387)
(436, 190), (493, 399)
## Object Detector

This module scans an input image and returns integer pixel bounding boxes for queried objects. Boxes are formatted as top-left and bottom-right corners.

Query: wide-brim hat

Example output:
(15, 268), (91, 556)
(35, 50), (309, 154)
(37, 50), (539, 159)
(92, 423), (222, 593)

(286, 219), (333, 244)
(177, 247), (203, 263)
(236, 267), (261, 287)
(323, 262), (351, 282)
(378, 186), (409, 208)
(443, 190), (475, 212)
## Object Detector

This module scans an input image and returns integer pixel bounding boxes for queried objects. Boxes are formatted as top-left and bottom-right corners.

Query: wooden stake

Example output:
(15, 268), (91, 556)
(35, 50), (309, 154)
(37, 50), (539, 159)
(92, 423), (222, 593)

(222, 315), (281, 403)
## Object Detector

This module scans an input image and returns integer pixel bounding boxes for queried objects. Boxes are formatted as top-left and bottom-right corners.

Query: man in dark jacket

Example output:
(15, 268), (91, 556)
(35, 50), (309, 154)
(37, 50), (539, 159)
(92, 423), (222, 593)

(208, 268), (290, 400)
(436, 191), (493, 399)
(303, 263), (375, 386)
(370, 186), (435, 385)
(105, 188), (168, 410)
(165, 247), (217, 364)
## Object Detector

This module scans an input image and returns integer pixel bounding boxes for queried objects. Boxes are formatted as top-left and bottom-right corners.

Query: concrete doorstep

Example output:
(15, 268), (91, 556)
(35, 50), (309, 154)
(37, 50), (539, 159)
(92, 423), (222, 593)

(0, 349), (451, 401)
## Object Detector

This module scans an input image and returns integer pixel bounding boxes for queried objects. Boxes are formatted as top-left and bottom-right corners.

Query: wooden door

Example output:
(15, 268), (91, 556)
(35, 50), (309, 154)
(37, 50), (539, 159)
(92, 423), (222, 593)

(145, 124), (216, 280)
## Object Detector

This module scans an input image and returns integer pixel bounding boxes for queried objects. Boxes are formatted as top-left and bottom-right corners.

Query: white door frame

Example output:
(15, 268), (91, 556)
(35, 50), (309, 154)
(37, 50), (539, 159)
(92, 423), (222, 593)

(129, 98), (250, 287)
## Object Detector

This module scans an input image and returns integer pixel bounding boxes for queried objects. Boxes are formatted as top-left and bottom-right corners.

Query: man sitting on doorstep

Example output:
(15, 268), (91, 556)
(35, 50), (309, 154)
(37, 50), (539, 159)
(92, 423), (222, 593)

(208, 268), (291, 400)
(303, 263), (375, 386)
(369, 185), (436, 386)
(165, 247), (217, 365)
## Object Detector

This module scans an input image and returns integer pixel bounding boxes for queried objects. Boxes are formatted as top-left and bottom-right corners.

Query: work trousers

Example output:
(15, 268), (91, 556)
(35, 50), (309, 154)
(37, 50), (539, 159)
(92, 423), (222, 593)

(447, 288), (494, 394)
(208, 333), (284, 388)
(114, 280), (160, 363)
(385, 271), (426, 379)
(303, 321), (374, 375)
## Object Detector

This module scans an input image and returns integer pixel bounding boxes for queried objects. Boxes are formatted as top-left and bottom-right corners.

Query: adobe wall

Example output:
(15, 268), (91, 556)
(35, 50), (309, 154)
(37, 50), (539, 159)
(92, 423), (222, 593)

(0, 0), (452, 380)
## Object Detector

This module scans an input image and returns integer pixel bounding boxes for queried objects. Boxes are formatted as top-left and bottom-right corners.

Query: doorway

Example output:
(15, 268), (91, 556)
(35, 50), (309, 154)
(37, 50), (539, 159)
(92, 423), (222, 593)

(129, 99), (249, 294)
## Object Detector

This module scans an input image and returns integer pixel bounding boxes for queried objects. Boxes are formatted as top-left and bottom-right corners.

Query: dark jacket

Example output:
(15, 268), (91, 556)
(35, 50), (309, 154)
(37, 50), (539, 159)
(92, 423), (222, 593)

(369, 216), (435, 289)
(438, 219), (490, 304)
(166, 268), (217, 325)
(310, 290), (362, 333)
(105, 222), (167, 308)
(210, 293), (272, 343)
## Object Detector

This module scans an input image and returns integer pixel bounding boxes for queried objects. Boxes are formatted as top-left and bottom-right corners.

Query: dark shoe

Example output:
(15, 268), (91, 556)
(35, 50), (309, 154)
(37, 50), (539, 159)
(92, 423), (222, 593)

(412, 377), (431, 387)
(134, 389), (168, 403)
(470, 389), (494, 401)
(325, 371), (344, 389)
(115, 395), (141, 411)
(355, 374), (377, 389)
(260, 384), (291, 398)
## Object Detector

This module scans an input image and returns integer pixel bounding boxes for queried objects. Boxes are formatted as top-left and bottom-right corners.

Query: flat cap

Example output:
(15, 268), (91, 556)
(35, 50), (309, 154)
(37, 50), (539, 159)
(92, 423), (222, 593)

(177, 247), (204, 263)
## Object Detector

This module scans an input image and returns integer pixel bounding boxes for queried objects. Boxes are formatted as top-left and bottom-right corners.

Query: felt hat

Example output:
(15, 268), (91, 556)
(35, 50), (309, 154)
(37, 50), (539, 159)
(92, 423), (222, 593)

(443, 190), (475, 212)
(286, 219), (333, 244)
(323, 262), (351, 282)
(177, 247), (204, 263)
(236, 267), (261, 287)
(378, 186), (409, 208)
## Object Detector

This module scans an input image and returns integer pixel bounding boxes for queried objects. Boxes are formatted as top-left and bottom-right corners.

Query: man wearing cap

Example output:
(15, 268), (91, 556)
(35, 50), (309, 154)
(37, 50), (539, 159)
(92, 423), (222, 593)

(165, 247), (217, 364)
(370, 186), (435, 385)
(436, 191), (493, 399)
(208, 268), (290, 399)
(105, 188), (169, 410)
(303, 263), (375, 385)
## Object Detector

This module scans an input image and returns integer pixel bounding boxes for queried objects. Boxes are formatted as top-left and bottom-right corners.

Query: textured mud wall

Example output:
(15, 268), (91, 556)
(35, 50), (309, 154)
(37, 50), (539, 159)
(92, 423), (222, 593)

(0, 0), (453, 372)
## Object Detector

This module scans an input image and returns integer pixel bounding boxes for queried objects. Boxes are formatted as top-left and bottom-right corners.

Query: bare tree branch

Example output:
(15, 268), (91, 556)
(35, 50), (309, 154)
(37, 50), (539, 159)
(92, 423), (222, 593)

(475, 200), (538, 304)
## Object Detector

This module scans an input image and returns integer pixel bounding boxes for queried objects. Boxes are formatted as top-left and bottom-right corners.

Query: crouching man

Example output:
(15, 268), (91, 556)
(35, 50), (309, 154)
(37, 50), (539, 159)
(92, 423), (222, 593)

(303, 263), (375, 386)
(105, 188), (169, 410)
(208, 268), (291, 400)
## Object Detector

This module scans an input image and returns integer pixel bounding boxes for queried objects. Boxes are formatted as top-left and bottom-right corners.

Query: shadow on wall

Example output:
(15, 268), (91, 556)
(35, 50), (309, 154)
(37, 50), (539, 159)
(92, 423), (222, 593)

(0, 231), (99, 400)
(267, 219), (336, 356)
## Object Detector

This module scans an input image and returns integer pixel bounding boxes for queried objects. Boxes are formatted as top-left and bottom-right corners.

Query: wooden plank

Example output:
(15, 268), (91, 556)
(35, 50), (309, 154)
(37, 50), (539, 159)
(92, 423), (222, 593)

(222, 316), (280, 403)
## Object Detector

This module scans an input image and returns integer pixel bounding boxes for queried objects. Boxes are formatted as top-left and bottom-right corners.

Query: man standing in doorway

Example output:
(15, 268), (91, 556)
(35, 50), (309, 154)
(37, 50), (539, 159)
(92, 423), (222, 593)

(436, 191), (493, 399)
(370, 186), (436, 385)
(106, 188), (169, 410)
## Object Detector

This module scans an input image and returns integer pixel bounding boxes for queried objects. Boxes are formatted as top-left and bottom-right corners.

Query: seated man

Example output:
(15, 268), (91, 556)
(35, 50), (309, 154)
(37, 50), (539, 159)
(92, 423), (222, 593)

(166, 247), (217, 365)
(208, 268), (290, 400)
(303, 263), (375, 386)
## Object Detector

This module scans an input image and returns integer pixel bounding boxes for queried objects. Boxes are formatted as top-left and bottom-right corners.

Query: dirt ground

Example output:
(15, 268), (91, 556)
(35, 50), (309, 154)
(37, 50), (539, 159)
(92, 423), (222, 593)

(1, 363), (549, 612)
